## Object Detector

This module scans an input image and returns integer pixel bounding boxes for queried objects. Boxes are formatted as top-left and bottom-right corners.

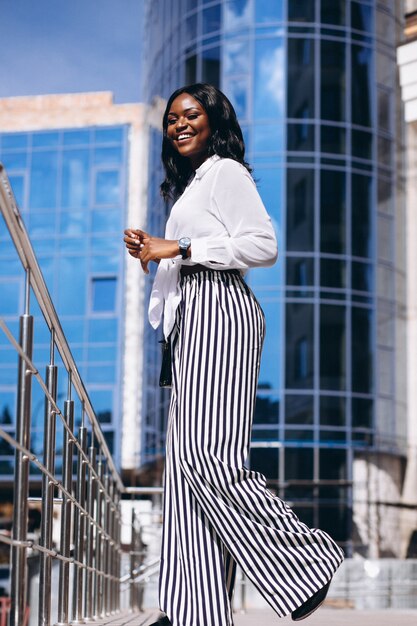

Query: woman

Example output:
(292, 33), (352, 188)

(124, 83), (344, 626)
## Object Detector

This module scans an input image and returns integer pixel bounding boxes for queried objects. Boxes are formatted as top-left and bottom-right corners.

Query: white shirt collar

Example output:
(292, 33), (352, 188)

(194, 154), (221, 180)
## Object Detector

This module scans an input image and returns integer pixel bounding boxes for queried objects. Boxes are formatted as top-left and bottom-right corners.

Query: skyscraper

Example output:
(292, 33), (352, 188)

(0, 92), (148, 482)
(142, 0), (406, 557)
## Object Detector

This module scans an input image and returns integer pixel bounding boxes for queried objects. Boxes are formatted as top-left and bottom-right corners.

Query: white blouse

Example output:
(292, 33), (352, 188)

(148, 155), (278, 338)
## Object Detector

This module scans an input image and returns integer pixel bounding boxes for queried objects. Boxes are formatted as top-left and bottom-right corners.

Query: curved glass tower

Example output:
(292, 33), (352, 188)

(142, 0), (404, 556)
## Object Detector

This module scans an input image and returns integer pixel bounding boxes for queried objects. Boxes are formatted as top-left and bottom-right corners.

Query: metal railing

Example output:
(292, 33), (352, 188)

(0, 163), (161, 626)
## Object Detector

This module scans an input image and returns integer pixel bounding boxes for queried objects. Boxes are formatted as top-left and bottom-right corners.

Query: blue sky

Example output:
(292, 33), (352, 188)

(0, 0), (144, 103)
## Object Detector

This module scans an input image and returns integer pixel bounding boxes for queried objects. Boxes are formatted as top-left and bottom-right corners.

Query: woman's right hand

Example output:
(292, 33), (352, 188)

(124, 228), (151, 274)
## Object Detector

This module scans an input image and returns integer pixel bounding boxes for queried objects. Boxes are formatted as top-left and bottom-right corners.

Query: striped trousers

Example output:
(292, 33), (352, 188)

(159, 269), (344, 626)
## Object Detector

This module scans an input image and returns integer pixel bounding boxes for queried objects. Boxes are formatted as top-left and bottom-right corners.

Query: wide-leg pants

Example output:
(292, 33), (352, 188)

(159, 269), (344, 626)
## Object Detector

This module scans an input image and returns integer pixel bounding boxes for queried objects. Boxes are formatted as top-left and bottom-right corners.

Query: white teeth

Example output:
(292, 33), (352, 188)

(178, 134), (194, 140)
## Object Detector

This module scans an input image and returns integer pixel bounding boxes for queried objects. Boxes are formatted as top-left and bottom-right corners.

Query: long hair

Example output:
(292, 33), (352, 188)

(160, 83), (252, 200)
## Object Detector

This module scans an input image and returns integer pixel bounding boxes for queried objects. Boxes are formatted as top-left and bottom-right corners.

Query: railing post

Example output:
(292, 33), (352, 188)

(10, 269), (34, 626)
(38, 330), (58, 626)
(93, 460), (104, 619)
(102, 472), (111, 616)
(71, 419), (88, 625)
(83, 444), (97, 621)
(54, 375), (74, 626)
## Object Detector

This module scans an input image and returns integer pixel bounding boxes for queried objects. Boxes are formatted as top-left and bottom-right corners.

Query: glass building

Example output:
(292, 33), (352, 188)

(0, 93), (147, 481)
(142, 0), (405, 555)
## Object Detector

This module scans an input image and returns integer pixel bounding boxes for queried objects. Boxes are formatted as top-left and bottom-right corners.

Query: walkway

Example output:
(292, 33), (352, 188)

(92, 607), (417, 625)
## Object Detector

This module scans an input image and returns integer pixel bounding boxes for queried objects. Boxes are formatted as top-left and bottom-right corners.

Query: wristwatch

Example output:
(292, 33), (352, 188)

(178, 237), (191, 260)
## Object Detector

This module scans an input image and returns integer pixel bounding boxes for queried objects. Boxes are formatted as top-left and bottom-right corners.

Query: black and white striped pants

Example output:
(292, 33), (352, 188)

(159, 269), (344, 626)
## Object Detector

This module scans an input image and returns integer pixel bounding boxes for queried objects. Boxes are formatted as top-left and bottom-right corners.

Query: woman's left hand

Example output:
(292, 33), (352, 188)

(124, 228), (179, 274)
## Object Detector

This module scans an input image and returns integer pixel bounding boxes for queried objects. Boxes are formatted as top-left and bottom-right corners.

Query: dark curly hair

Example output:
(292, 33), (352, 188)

(160, 83), (252, 200)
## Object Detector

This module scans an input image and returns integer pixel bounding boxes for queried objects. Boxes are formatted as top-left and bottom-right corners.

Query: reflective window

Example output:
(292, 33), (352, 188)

(320, 396), (345, 426)
(351, 1), (373, 33)
(285, 448), (313, 480)
(63, 130), (90, 145)
(319, 448), (346, 479)
(321, 125), (345, 155)
(29, 212), (57, 237)
(225, 78), (248, 119)
(29, 151), (58, 209)
(321, 40), (345, 122)
(203, 5), (221, 33)
(91, 277), (117, 313)
(352, 261), (373, 292)
(62, 149), (89, 208)
(0, 391), (15, 425)
(8, 175), (25, 208)
(288, 0), (315, 22)
(94, 146), (123, 165)
(286, 169), (314, 252)
(1, 151), (27, 169)
(186, 13), (197, 40)
(91, 210), (121, 233)
(286, 257), (314, 287)
(321, 0), (346, 25)
(352, 129), (373, 160)
(255, 38), (285, 120)
(223, 39), (250, 74)
(352, 307), (373, 393)
(0, 280), (20, 315)
(202, 47), (220, 85)
(255, 0), (283, 22)
(60, 211), (89, 235)
(378, 136), (392, 169)
(320, 258), (346, 289)
(254, 124), (284, 153)
(95, 170), (121, 205)
(88, 318), (118, 343)
(351, 44), (373, 127)
(285, 394), (313, 424)
(320, 170), (345, 254)
(258, 300), (281, 390)
(57, 256), (87, 315)
(94, 127), (124, 144)
(185, 55), (197, 84)
(32, 132), (59, 148)
(2, 133), (28, 149)
(351, 174), (372, 258)
(287, 122), (314, 152)
(286, 302), (314, 389)
(378, 87), (391, 133)
(320, 304), (346, 390)
(352, 397), (373, 428)
(287, 38), (315, 119)
(224, 0), (252, 31)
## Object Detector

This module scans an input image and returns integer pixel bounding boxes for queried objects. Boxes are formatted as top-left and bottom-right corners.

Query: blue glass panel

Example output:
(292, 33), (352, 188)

(0, 346), (18, 364)
(61, 318), (85, 343)
(88, 318), (118, 343)
(203, 5), (221, 33)
(59, 237), (88, 253)
(86, 364), (116, 384)
(0, 281), (20, 315)
(223, 39), (250, 74)
(351, 44), (373, 127)
(224, 0), (252, 31)
(57, 256), (87, 315)
(32, 132), (59, 148)
(89, 388), (113, 423)
(8, 175), (25, 207)
(29, 151), (58, 209)
(1, 151), (27, 169)
(2, 134), (28, 149)
(254, 124), (285, 153)
(91, 237), (119, 254)
(91, 277), (117, 313)
(202, 47), (220, 85)
(351, 1), (373, 33)
(255, 0), (283, 22)
(29, 212), (56, 236)
(0, 258), (21, 276)
(60, 211), (89, 235)
(0, 391), (15, 424)
(91, 210), (121, 233)
(257, 298), (282, 390)
(61, 149), (90, 209)
(254, 38), (285, 120)
(95, 170), (121, 205)
(94, 147), (123, 165)
(0, 365), (17, 384)
(225, 78), (248, 119)
(63, 130), (91, 145)
(87, 345), (117, 362)
(94, 128), (124, 144)
(91, 254), (119, 273)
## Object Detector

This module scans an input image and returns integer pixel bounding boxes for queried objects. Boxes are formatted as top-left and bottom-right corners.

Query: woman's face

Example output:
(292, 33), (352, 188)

(166, 93), (211, 170)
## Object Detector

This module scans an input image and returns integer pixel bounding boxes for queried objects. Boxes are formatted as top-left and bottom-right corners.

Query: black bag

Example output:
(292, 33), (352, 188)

(159, 339), (172, 388)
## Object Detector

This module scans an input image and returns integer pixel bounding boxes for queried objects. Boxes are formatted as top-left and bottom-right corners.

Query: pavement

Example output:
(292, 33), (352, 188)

(93, 607), (417, 625)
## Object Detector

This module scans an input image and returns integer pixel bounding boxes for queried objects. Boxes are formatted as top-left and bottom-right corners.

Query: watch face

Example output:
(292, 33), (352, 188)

(179, 237), (191, 247)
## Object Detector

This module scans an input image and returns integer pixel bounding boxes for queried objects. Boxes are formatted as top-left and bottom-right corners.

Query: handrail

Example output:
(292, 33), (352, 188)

(0, 163), (123, 491)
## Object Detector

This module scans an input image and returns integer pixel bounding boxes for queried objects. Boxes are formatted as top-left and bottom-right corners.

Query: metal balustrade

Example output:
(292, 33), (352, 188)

(0, 163), (163, 626)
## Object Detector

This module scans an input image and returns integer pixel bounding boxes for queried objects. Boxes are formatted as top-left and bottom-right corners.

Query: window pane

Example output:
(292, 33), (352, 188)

(254, 124), (284, 153)
(95, 170), (121, 205)
(288, 0), (314, 22)
(352, 129), (373, 160)
(258, 300), (282, 390)
(91, 277), (117, 313)
(321, 0), (346, 25)
(0, 281), (20, 315)
(320, 396), (345, 426)
(94, 146), (123, 165)
(285, 448), (313, 480)
(286, 303), (314, 389)
(286, 169), (314, 252)
(91, 210), (121, 233)
(61, 149), (90, 209)
(32, 131), (59, 148)
(320, 304), (346, 390)
(352, 397), (373, 428)
(254, 38), (285, 120)
(29, 212), (56, 237)
(352, 261), (373, 292)
(285, 395), (313, 425)
(203, 5), (221, 33)
(8, 175), (25, 208)
(255, 0), (283, 22)
(320, 170), (345, 254)
(321, 40), (345, 122)
(351, 1), (373, 33)
(225, 78), (248, 119)
(63, 129), (90, 145)
(88, 318), (118, 343)
(94, 127), (123, 144)
(287, 122), (314, 151)
(60, 211), (89, 235)
(287, 38), (315, 119)
(352, 174), (372, 258)
(320, 258), (346, 289)
(286, 257), (314, 287)
(1, 151), (27, 169)
(202, 47), (220, 86)
(0, 391), (15, 424)
(352, 307), (373, 393)
(250, 448), (279, 480)
(224, 39), (250, 75)
(185, 55), (197, 84)
(351, 44), (373, 127)
(2, 133), (28, 149)
(319, 448), (346, 479)
(29, 151), (58, 209)
(57, 256), (87, 315)
(224, 0), (252, 31)
(321, 125), (345, 155)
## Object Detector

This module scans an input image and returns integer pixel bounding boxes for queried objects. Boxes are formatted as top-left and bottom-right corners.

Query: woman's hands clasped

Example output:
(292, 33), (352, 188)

(123, 228), (180, 274)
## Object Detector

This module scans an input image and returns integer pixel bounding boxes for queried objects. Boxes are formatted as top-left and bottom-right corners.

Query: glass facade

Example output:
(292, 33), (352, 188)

(143, 0), (401, 553)
(0, 126), (129, 472)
